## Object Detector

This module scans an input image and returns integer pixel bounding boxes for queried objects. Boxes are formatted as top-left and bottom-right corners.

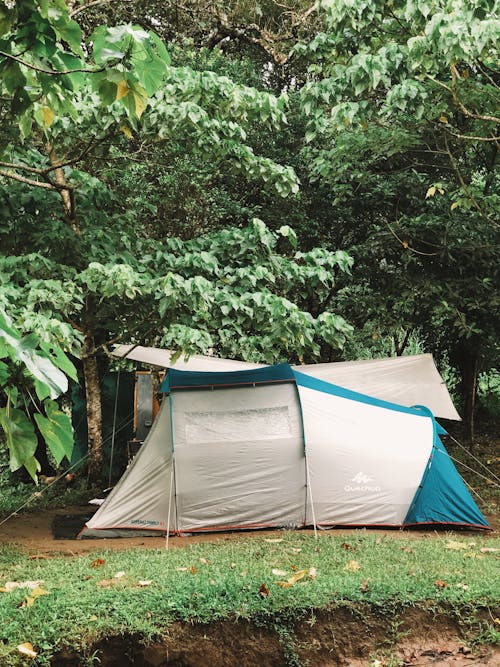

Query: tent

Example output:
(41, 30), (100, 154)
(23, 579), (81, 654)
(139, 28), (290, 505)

(81, 364), (488, 537)
(112, 346), (461, 421)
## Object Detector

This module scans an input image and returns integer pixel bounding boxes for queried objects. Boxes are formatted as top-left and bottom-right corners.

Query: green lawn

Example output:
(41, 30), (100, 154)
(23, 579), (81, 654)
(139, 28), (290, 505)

(0, 531), (499, 665)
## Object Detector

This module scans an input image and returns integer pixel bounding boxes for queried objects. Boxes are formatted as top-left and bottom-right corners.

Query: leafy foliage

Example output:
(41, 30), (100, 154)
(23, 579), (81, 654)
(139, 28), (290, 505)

(0, 310), (75, 480)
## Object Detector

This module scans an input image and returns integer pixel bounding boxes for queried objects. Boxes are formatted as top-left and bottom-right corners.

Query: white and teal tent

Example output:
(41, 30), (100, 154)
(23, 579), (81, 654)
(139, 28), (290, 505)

(81, 364), (488, 537)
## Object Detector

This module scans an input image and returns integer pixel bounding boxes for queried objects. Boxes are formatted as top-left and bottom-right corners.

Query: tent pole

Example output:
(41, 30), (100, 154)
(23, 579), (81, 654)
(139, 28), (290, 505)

(165, 465), (174, 550)
(305, 458), (318, 540)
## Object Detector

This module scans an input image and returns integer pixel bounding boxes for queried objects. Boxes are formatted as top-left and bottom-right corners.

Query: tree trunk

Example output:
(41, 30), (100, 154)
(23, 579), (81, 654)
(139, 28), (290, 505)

(82, 331), (103, 482)
(455, 347), (479, 443)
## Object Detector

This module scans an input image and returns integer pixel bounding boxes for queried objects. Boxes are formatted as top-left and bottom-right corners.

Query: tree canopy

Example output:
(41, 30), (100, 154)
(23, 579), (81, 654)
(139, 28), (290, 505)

(0, 0), (498, 478)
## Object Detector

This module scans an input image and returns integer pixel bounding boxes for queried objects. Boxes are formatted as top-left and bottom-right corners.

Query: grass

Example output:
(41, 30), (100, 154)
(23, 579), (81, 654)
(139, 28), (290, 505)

(0, 532), (499, 665)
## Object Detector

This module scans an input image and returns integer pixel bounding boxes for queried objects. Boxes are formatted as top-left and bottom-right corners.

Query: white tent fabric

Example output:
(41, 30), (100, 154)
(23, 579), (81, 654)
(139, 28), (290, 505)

(297, 381), (434, 526)
(84, 400), (176, 536)
(112, 345), (460, 420)
(171, 383), (305, 531)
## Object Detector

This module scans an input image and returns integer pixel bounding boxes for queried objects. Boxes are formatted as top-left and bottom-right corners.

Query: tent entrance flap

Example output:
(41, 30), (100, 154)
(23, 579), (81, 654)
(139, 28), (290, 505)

(171, 383), (306, 532)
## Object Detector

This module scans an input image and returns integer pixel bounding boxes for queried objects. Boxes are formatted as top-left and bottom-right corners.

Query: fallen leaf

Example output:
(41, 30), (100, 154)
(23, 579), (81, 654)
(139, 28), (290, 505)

(90, 558), (106, 568)
(209, 579), (216, 586)
(425, 185), (436, 199)
(28, 554), (48, 561)
(434, 579), (448, 588)
(264, 538), (283, 543)
(272, 568), (288, 576)
(89, 615), (98, 622)
(199, 558), (211, 565)
(113, 571), (126, 579)
(438, 115), (449, 123)
(456, 583), (469, 590)
(309, 567), (317, 580)
(137, 580), (152, 587)
(259, 583), (270, 597)
(189, 566), (197, 575)
(97, 579), (115, 588)
(493, 618), (500, 625)
(276, 569), (311, 588)
(288, 569), (309, 584)
(361, 579), (370, 592)
(230, 562), (236, 569)
(445, 541), (468, 550)
(1, 580), (43, 592)
(290, 548), (302, 553)
(479, 547), (498, 553)
(401, 546), (413, 553)
(341, 542), (354, 551)
(22, 586), (50, 608)
(463, 553), (485, 559)
(17, 642), (37, 659)
(176, 567), (188, 572)
(344, 560), (361, 572)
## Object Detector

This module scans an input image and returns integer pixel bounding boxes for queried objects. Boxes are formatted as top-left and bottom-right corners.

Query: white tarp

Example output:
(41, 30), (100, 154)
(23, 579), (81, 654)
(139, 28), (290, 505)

(113, 345), (459, 420)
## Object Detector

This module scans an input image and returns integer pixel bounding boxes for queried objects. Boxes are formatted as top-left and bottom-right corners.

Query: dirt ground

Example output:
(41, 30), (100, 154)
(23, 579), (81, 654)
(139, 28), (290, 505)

(0, 505), (497, 554)
(53, 607), (499, 666)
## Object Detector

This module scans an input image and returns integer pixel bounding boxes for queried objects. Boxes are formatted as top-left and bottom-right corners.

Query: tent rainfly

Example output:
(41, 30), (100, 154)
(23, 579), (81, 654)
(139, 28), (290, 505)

(80, 364), (488, 538)
(111, 346), (461, 421)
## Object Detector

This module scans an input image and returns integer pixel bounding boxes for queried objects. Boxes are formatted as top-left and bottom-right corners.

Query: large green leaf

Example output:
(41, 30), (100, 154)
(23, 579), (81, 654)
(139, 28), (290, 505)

(39, 342), (78, 382)
(34, 400), (73, 466)
(0, 311), (68, 399)
(0, 407), (39, 479)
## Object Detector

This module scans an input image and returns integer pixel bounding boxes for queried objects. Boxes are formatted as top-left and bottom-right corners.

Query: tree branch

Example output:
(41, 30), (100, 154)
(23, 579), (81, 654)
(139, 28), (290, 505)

(0, 168), (63, 190)
(0, 50), (105, 76)
(443, 134), (498, 227)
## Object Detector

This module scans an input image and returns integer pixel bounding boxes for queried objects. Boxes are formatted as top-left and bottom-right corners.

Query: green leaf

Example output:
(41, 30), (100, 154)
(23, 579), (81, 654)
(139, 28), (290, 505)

(0, 359), (9, 386)
(39, 342), (78, 382)
(34, 400), (73, 466)
(0, 2), (15, 36)
(53, 18), (83, 55)
(0, 406), (38, 476)
(0, 311), (68, 399)
(34, 378), (51, 402)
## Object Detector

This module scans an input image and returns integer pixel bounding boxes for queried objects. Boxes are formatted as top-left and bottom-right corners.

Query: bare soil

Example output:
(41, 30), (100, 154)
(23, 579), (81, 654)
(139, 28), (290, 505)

(0, 506), (497, 555)
(52, 607), (499, 666)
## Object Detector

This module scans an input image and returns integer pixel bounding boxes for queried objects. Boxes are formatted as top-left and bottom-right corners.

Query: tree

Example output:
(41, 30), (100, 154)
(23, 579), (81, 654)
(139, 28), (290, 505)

(0, 1), (353, 479)
(293, 0), (499, 435)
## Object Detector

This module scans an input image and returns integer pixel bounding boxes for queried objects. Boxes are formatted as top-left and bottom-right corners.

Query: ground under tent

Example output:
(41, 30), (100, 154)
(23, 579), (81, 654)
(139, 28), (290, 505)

(80, 364), (488, 538)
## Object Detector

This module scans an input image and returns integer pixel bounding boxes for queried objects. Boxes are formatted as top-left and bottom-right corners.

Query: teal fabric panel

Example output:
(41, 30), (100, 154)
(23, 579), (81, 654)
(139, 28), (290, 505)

(405, 440), (489, 528)
(162, 363), (295, 392)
